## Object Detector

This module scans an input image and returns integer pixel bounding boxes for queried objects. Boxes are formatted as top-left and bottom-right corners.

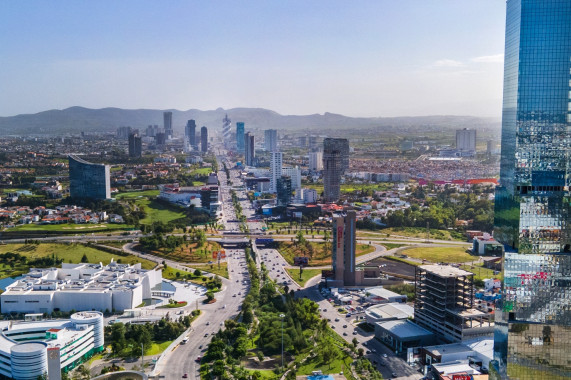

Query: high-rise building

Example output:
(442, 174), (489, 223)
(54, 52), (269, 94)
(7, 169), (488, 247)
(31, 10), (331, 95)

(236, 122), (245, 152)
(185, 120), (196, 148)
(308, 151), (323, 171)
(323, 138), (349, 203)
(200, 126), (208, 153)
(332, 210), (357, 286)
(491, 2), (571, 379)
(146, 125), (160, 137)
(163, 111), (173, 139)
(270, 152), (283, 193)
(245, 132), (255, 166)
(264, 129), (278, 152)
(116, 126), (132, 139)
(222, 114), (232, 148)
(128, 132), (142, 158)
(456, 128), (477, 152)
(68, 155), (110, 200)
(155, 132), (166, 146)
(276, 176), (292, 206)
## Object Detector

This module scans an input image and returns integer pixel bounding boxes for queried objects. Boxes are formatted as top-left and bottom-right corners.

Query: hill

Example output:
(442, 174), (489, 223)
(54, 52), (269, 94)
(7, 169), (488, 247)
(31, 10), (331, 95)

(0, 106), (500, 135)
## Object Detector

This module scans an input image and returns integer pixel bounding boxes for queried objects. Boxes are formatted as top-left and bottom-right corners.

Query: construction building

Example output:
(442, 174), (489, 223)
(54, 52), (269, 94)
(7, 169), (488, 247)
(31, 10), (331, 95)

(414, 265), (494, 343)
(163, 111), (173, 139)
(245, 132), (255, 166)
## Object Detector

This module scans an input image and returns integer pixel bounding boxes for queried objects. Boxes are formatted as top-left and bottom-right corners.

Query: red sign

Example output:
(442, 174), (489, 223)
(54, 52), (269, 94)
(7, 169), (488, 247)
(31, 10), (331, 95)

(452, 375), (472, 380)
(337, 226), (344, 248)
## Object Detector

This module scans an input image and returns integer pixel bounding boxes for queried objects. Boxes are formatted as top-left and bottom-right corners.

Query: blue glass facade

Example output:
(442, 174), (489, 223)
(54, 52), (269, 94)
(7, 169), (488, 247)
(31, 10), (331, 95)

(236, 122), (245, 152)
(491, 1), (571, 379)
(68, 155), (111, 200)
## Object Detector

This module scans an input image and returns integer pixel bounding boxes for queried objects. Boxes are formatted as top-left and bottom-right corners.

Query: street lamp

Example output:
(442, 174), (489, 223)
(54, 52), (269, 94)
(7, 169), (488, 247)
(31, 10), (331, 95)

(279, 313), (285, 371)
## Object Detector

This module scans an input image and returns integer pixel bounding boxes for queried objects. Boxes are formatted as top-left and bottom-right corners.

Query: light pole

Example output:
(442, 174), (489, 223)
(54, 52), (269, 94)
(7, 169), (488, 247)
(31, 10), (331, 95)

(279, 313), (285, 371)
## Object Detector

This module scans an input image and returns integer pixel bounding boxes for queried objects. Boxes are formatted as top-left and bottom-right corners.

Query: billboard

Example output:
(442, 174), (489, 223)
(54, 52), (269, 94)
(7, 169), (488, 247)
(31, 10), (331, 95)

(294, 257), (309, 266)
(337, 226), (344, 248)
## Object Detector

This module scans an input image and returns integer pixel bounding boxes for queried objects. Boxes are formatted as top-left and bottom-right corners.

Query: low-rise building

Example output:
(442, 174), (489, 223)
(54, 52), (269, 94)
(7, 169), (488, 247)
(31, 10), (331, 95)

(374, 319), (434, 354)
(365, 302), (414, 324)
(1, 262), (162, 314)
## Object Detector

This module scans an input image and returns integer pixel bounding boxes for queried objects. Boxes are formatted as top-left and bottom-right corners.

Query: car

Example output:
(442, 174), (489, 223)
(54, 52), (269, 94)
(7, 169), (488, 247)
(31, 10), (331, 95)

(198, 345), (203, 349)
(335, 318), (340, 322)
(206, 322), (210, 326)
(366, 350), (371, 354)
(195, 356), (202, 362)
(331, 325), (335, 329)
(372, 349), (376, 353)
(343, 332), (348, 336)
(383, 353), (388, 358)
(233, 294), (236, 297)
(183, 374), (188, 378)
(352, 331), (358, 335)
(204, 333), (209, 337)
(323, 309), (327, 312)
(391, 373), (397, 378)
(343, 325), (347, 328)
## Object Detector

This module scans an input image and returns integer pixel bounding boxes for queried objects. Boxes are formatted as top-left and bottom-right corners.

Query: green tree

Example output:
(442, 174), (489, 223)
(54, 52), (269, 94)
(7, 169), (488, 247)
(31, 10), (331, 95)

(81, 253), (88, 263)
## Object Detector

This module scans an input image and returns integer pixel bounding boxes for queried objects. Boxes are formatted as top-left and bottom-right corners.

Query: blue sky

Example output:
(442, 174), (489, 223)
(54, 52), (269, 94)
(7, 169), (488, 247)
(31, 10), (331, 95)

(0, 1), (506, 117)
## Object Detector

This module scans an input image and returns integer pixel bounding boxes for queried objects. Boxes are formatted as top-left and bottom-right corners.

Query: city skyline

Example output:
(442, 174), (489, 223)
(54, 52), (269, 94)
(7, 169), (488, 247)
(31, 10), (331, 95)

(0, 1), (506, 118)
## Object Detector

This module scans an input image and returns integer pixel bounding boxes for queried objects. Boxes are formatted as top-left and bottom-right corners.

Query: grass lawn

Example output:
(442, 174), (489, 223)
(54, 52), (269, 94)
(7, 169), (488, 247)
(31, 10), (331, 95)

(115, 190), (160, 199)
(137, 241), (221, 263)
(297, 352), (353, 376)
(401, 246), (473, 263)
(190, 167), (212, 176)
(384, 255), (420, 267)
(461, 263), (502, 281)
(380, 227), (465, 241)
(158, 301), (188, 309)
(0, 243), (156, 279)
(146, 341), (173, 356)
(187, 262), (229, 279)
(277, 241), (373, 267)
(285, 268), (322, 287)
(10, 223), (132, 232)
(245, 369), (278, 380)
(137, 198), (186, 225)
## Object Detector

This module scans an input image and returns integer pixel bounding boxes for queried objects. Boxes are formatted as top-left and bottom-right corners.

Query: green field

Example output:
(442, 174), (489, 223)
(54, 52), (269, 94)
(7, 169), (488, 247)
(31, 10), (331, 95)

(380, 227), (465, 241)
(190, 167), (212, 176)
(381, 243), (406, 250)
(187, 262), (229, 279)
(401, 246), (473, 263)
(461, 263), (502, 281)
(0, 243), (156, 279)
(136, 198), (186, 224)
(115, 190), (159, 199)
(285, 268), (322, 287)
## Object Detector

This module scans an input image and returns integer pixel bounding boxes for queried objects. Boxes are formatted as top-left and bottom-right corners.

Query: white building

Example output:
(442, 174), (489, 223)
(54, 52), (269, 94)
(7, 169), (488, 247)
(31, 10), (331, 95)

(269, 152), (283, 193)
(0, 311), (104, 380)
(365, 303), (414, 325)
(456, 128), (476, 152)
(1, 262), (162, 314)
(302, 188), (318, 204)
(308, 151), (323, 171)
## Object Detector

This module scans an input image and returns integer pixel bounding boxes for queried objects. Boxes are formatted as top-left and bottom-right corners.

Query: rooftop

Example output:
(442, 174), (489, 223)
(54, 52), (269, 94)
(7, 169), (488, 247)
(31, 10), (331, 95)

(376, 320), (434, 339)
(419, 264), (474, 278)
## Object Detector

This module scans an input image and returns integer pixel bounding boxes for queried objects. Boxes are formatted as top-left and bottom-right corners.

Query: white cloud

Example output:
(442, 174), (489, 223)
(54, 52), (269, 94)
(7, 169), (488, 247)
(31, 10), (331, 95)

(472, 54), (504, 63)
(433, 59), (464, 67)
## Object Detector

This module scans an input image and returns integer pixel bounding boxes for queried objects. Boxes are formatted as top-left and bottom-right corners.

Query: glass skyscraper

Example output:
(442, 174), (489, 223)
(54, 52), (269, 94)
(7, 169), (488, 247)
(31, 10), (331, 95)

(491, 1), (571, 379)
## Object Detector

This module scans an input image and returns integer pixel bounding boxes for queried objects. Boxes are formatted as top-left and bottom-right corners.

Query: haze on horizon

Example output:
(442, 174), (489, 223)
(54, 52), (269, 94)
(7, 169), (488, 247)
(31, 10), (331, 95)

(0, 1), (506, 119)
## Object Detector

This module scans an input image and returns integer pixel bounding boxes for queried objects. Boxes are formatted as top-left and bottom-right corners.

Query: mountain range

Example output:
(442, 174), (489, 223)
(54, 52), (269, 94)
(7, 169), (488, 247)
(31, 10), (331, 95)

(0, 106), (500, 135)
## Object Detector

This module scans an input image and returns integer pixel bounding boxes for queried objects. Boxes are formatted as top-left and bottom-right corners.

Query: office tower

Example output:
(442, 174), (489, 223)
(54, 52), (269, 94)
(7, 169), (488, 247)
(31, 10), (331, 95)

(116, 126), (132, 139)
(264, 129), (278, 152)
(200, 126), (208, 153)
(155, 132), (166, 146)
(222, 114), (232, 148)
(298, 136), (307, 148)
(456, 128), (476, 152)
(323, 138), (349, 203)
(415, 265), (493, 343)
(163, 111), (173, 139)
(308, 151), (323, 171)
(282, 167), (302, 193)
(245, 132), (255, 166)
(128, 132), (142, 158)
(308, 135), (318, 149)
(276, 176), (292, 206)
(491, 1), (571, 379)
(68, 155), (110, 200)
(236, 122), (245, 152)
(185, 120), (196, 148)
(146, 125), (159, 137)
(270, 152), (283, 193)
(332, 210), (356, 286)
